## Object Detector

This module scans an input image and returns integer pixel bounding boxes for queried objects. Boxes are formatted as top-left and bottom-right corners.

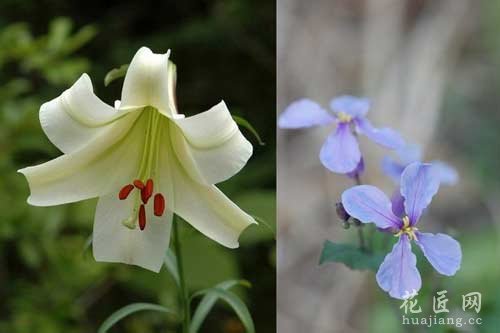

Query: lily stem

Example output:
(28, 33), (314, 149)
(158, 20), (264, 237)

(173, 216), (190, 333)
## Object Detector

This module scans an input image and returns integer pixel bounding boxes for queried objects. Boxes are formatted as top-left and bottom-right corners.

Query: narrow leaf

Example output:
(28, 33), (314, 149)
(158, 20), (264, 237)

(319, 240), (384, 271)
(232, 115), (265, 146)
(190, 280), (250, 333)
(164, 249), (180, 287)
(190, 288), (254, 333)
(98, 303), (174, 333)
(104, 64), (129, 87)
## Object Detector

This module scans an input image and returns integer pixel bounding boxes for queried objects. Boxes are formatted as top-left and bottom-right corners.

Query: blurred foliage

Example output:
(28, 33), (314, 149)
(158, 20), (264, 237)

(319, 240), (384, 271)
(0, 0), (275, 332)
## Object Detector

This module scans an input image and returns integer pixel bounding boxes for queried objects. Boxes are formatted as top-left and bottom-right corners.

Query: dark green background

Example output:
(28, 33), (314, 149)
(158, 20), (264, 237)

(0, 1), (276, 332)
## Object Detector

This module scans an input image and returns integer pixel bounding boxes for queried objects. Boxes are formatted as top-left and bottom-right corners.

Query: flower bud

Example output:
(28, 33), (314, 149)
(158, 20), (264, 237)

(350, 217), (362, 227)
(335, 202), (350, 221)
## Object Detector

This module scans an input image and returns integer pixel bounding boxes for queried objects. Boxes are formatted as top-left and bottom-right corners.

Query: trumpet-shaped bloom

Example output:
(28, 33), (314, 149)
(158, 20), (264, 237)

(278, 96), (404, 174)
(382, 143), (458, 185)
(342, 162), (461, 299)
(19, 47), (256, 272)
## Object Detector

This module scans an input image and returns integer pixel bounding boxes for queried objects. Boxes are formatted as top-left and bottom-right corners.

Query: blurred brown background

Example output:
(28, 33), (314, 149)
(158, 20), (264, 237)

(278, 0), (500, 332)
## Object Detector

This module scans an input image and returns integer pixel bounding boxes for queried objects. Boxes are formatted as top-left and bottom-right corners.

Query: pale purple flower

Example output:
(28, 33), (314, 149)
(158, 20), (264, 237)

(341, 162), (462, 299)
(382, 143), (458, 185)
(278, 96), (404, 174)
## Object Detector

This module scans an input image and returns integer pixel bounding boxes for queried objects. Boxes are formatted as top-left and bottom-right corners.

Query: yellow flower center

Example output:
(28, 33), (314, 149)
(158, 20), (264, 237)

(337, 112), (352, 123)
(394, 216), (418, 241)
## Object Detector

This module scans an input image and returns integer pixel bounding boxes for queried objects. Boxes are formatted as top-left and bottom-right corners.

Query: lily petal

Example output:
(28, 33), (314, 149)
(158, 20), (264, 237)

(19, 112), (143, 206)
(415, 232), (461, 276)
(400, 162), (440, 225)
(120, 47), (174, 115)
(320, 123), (361, 173)
(40, 74), (132, 153)
(342, 185), (402, 229)
(171, 157), (256, 248)
(278, 99), (335, 128)
(329, 95), (370, 117)
(376, 235), (422, 299)
(93, 192), (173, 272)
(170, 101), (252, 185)
(355, 117), (404, 149)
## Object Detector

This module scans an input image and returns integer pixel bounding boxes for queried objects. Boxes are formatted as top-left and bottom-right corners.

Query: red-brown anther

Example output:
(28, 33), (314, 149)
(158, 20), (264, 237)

(133, 179), (145, 190)
(118, 184), (134, 200)
(154, 193), (165, 216)
(141, 179), (154, 204)
(138, 204), (146, 230)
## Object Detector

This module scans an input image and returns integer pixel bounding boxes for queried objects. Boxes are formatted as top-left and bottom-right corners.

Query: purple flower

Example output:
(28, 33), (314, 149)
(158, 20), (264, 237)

(382, 143), (458, 185)
(278, 96), (404, 174)
(341, 162), (462, 299)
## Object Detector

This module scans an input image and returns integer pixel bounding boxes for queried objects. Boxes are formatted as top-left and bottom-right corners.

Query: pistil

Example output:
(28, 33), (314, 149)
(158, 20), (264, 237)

(116, 108), (168, 231)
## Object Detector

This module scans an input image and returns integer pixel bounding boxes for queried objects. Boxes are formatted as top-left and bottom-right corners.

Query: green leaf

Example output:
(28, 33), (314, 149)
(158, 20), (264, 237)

(319, 240), (384, 271)
(232, 115), (265, 146)
(98, 302), (174, 333)
(190, 287), (254, 333)
(104, 64), (129, 87)
(190, 279), (250, 333)
(163, 249), (180, 287)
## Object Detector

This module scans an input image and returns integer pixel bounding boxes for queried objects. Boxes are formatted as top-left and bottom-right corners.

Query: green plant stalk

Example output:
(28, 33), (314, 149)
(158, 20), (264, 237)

(353, 174), (367, 251)
(357, 226), (366, 252)
(173, 216), (190, 333)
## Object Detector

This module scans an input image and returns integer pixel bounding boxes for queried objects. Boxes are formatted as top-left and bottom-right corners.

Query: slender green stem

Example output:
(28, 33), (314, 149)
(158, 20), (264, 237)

(357, 226), (366, 252)
(353, 174), (362, 186)
(173, 216), (190, 333)
(352, 174), (367, 251)
(367, 225), (375, 253)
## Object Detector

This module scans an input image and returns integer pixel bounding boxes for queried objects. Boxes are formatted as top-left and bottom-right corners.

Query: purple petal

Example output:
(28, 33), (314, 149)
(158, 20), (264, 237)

(278, 99), (335, 129)
(355, 118), (405, 149)
(376, 235), (422, 299)
(400, 162), (440, 225)
(341, 185), (401, 229)
(397, 143), (422, 165)
(319, 123), (361, 173)
(346, 157), (365, 179)
(415, 232), (461, 276)
(430, 161), (459, 186)
(381, 156), (404, 183)
(329, 95), (370, 117)
(391, 189), (405, 218)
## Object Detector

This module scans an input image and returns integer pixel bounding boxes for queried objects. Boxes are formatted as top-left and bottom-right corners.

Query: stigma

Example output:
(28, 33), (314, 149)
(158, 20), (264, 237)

(394, 216), (418, 241)
(118, 178), (166, 231)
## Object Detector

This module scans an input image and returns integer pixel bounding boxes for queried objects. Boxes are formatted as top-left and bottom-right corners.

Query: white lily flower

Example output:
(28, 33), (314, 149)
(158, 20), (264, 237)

(19, 47), (256, 272)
